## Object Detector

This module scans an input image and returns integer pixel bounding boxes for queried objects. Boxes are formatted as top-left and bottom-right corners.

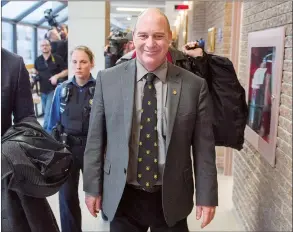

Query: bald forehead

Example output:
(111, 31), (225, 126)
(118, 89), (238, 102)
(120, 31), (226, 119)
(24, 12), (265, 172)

(41, 39), (50, 45)
(134, 8), (171, 32)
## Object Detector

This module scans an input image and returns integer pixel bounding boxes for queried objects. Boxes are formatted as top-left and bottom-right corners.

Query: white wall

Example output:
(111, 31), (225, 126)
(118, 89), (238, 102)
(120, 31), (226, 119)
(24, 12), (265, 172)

(68, 1), (106, 78)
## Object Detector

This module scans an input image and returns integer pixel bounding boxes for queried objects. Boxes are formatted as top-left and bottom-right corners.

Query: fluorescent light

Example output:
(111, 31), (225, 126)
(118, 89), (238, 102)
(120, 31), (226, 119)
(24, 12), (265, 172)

(116, 7), (146, 12)
(127, 17), (131, 20)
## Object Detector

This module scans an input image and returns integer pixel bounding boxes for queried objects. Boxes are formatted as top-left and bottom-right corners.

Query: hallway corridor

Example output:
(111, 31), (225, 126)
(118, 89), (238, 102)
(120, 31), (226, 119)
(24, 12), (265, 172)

(47, 173), (244, 231)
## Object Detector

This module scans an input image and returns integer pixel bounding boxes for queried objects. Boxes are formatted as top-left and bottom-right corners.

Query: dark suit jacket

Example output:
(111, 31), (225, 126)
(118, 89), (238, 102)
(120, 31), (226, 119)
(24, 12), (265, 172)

(84, 59), (218, 227)
(1, 49), (59, 232)
(1, 48), (36, 135)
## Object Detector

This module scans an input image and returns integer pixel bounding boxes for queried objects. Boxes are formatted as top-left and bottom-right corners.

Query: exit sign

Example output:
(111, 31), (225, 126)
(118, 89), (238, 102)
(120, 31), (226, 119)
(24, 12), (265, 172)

(174, 4), (189, 10)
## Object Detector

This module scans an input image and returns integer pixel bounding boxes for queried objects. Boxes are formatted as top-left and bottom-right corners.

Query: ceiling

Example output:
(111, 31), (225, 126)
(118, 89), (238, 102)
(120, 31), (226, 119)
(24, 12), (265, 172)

(2, 0), (186, 31)
(1, 1), (68, 28)
(110, 0), (166, 30)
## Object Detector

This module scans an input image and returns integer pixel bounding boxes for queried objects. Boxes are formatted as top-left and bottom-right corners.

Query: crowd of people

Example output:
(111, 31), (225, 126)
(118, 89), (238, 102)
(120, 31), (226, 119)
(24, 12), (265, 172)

(1, 8), (248, 232)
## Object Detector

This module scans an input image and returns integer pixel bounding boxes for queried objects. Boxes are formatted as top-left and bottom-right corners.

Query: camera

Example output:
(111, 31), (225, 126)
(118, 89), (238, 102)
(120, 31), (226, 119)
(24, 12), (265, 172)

(44, 9), (59, 28)
(105, 30), (129, 68)
(107, 30), (128, 57)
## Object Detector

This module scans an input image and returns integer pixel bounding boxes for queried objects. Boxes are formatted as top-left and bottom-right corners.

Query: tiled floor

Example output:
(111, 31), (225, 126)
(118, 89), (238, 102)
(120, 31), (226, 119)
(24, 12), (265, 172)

(47, 174), (244, 232)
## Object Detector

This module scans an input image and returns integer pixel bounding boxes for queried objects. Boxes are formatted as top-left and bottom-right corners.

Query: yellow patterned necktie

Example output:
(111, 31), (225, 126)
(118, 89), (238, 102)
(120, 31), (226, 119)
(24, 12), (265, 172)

(137, 73), (159, 189)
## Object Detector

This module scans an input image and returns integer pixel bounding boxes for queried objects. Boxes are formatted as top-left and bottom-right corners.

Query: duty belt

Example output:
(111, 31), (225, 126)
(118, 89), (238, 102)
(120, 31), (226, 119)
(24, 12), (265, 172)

(67, 135), (87, 146)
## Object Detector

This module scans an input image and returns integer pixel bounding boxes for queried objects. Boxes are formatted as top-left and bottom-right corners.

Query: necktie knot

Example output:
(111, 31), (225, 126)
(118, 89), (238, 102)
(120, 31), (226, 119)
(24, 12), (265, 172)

(146, 73), (156, 83)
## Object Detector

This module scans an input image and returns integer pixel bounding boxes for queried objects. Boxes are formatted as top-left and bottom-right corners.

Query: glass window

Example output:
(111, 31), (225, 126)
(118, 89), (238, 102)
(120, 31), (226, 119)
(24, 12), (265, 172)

(2, 22), (13, 52)
(37, 28), (49, 56)
(2, 1), (37, 20)
(55, 8), (68, 23)
(21, 1), (63, 24)
(17, 25), (34, 65)
(41, 7), (68, 27)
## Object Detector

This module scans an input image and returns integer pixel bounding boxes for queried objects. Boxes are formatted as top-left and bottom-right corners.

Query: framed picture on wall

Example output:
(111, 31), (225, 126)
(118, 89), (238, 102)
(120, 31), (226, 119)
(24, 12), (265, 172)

(207, 27), (215, 52)
(245, 27), (285, 167)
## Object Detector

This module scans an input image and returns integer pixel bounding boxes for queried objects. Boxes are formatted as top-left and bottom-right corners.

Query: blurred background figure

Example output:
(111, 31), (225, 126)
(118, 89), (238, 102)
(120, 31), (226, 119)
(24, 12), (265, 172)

(60, 24), (68, 40)
(123, 31), (135, 55)
(33, 39), (67, 132)
(47, 28), (68, 69)
(104, 29), (133, 68)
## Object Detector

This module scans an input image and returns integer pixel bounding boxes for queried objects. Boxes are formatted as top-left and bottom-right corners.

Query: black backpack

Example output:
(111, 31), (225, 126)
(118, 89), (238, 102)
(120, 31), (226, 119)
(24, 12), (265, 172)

(206, 55), (248, 150)
(1, 121), (73, 198)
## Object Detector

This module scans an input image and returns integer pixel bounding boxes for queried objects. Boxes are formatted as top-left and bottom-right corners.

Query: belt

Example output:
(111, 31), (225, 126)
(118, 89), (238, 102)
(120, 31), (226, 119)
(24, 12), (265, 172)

(67, 135), (87, 146)
(127, 184), (162, 193)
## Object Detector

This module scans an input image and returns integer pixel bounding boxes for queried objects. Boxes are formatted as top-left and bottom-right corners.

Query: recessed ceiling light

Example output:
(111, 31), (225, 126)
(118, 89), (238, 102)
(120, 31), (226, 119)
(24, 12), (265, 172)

(116, 7), (146, 12)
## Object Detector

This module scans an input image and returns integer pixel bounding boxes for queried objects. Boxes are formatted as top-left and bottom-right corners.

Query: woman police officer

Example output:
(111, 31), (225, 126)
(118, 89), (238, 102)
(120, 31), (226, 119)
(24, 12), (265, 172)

(48, 46), (98, 232)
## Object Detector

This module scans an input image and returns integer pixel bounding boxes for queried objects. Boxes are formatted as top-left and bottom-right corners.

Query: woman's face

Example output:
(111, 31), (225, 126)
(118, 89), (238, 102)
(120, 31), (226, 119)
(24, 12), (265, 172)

(71, 50), (94, 80)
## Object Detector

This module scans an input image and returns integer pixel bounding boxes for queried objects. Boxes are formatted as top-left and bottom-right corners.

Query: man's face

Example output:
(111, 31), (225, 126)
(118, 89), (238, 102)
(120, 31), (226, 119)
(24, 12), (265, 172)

(50, 28), (61, 41)
(128, 41), (135, 51)
(40, 40), (51, 54)
(60, 26), (68, 40)
(133, 12), (172, 71)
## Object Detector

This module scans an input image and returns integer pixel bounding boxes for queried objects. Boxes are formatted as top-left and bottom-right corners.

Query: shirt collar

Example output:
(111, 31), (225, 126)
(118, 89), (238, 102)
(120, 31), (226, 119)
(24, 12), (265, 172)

(136, 58), (167, 83)
(70, 74), (95, 87)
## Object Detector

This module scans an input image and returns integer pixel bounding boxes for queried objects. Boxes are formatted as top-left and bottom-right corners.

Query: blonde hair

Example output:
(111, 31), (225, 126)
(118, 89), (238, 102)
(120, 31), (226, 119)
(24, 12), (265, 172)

(71, 45), (95, 64)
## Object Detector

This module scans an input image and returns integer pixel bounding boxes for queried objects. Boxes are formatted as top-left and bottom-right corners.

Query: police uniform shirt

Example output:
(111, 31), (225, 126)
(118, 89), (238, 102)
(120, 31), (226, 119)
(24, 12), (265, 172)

(47, 75), (95, 133)
(34, 54), (66, 94)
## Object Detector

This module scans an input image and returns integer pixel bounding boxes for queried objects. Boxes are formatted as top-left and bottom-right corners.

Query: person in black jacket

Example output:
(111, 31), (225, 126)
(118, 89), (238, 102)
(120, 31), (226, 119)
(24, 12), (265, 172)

(1, 48), (37, 135)
(1, 48), (60, 232)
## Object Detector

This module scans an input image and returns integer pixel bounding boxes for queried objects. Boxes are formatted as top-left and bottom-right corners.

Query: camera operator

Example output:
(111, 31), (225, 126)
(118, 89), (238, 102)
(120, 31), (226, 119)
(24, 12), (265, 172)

(34, 39), (67, 132)
(60, 24), (68, 41)
(123, 31), (135, 55)
(44, 9), (68, 69)
(104, 30), (128, 68)
(47, 28), (68, 68)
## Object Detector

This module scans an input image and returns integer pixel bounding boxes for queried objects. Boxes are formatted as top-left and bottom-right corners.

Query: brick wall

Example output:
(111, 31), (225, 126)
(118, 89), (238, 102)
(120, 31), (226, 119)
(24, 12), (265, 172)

(188, 1), (206, 41)
(189, 1), (233, 168)
(204, 1), (232, 58)
(233, 1), (292, 231)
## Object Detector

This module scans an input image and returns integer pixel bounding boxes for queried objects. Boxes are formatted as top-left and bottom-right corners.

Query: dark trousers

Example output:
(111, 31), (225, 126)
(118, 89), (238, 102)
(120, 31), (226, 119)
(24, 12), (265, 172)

(59, 145), (84, 232)
(110, 185), (189, 232)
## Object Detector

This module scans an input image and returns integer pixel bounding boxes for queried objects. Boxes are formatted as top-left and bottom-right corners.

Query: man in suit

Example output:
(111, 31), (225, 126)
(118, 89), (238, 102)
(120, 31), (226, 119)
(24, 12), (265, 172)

(83, 8), (218, 231)
(1, 48), (36, 135)
(1, 48), (59, 232)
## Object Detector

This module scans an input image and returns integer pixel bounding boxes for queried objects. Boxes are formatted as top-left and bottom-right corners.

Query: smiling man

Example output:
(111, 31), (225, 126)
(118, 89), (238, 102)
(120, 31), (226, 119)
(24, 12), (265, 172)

(83, 8), (218, 232)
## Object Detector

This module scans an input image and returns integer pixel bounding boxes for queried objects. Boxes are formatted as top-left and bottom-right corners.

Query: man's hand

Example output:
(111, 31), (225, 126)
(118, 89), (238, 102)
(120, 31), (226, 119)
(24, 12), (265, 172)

(182, 41), (204, 57)
(85, 195), (102, 218)
(49, 75), (58, 86)
(196, 206), (216, 228)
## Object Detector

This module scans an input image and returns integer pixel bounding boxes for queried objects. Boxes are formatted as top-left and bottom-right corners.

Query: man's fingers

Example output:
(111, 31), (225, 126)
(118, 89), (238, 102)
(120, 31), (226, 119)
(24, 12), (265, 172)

(201, 207), (216, 228)
(201, 209), (211, 228)
(196, 206), (202, 220)
(86, 202), (97, 217)
(210, 208), (216, 221)
(95, 198), (101, 212)
(85, 197), (99, 218)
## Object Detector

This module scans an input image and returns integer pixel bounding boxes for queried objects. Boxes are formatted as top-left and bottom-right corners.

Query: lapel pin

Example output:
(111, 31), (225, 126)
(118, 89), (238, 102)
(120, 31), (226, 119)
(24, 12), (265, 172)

(173, 89), (177, 95)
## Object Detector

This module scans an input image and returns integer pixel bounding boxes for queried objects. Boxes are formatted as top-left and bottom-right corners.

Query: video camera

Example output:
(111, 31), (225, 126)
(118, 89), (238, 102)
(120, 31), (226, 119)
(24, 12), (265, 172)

(44, 9), (59, 28)
(107, 30), (128, 58)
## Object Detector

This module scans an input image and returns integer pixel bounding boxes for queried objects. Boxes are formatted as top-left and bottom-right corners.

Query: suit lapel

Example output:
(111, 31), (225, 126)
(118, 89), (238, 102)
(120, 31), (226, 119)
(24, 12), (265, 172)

(121, 59), (136, 142)
(166, 62), (182, 151)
